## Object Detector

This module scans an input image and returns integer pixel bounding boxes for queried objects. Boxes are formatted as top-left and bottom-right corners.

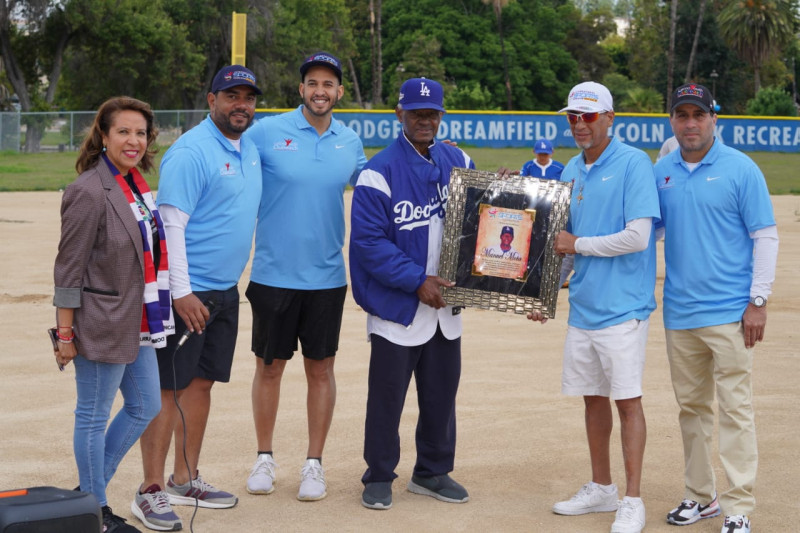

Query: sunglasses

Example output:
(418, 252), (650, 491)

(566, 111), (603, 124)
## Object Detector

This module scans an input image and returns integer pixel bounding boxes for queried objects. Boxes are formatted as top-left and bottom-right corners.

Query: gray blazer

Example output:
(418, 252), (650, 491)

(53, 161), (148, 364)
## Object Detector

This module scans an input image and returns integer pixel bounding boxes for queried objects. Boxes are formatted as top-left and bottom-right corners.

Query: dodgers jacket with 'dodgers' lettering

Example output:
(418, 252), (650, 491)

(349, 134), (475, 326)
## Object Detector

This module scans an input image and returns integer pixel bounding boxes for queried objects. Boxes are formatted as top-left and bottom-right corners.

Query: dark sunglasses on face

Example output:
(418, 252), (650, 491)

(567, 111), (602, 124)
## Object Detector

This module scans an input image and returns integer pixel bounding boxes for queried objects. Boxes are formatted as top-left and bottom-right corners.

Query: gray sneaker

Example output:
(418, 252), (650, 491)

(165, 473), (237, 509)
(131, 485), (182, 531)
(361, 482), (392, 510)
(407, 474), (469, 503)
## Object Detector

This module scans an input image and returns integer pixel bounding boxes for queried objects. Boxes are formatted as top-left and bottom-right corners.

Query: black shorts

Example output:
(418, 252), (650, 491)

(245, 282), (347, 365)
(157, 286), (240, 390)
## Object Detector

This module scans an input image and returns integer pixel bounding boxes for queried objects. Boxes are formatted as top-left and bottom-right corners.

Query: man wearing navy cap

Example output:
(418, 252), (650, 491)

(350, 77), (476, 510)
(133, 65), (262, 530)
(657, 83), (777, 533)
(484, 226), (522, 260)
(520, 138), (564, 180)
(243, 51), (366, 502)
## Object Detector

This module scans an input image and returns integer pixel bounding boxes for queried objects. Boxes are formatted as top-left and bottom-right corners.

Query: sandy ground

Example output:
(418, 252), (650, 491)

(0, 191), (798, 533)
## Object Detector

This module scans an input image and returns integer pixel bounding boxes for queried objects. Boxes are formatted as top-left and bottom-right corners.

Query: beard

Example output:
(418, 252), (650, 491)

(303, 93), (339, 117)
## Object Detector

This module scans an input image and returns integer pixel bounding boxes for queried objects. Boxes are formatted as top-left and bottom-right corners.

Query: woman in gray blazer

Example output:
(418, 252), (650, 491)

(53, 97), (174, 533)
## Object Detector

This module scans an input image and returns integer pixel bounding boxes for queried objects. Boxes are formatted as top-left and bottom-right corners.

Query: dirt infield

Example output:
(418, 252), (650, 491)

(1, 191), (797, 532)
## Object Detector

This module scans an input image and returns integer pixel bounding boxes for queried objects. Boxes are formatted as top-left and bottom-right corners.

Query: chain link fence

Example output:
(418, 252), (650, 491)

(0, 110), (208, 152)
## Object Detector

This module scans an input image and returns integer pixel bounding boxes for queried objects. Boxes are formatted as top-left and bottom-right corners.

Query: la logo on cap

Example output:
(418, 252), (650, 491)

(420, 81), (431, 97)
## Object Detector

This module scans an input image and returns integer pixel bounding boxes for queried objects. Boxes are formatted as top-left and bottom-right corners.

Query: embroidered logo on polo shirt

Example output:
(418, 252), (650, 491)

(658, 176), (674, 190)
(219, 162), (237, 176)
(273, 138), (298, 151)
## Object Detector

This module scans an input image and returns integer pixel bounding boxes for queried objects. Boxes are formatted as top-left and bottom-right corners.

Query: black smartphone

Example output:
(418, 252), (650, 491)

(48, 328), (65, 371)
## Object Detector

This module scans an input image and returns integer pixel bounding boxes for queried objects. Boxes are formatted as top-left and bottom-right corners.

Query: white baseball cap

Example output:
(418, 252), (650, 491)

(559, 81), (613, 113)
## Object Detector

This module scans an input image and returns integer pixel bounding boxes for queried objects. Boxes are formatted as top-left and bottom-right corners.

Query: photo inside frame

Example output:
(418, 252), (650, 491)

(454, 187), (552, 299)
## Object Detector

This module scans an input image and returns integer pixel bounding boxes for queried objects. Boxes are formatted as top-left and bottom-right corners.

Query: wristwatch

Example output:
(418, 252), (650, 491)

(749, 296), (767, 308)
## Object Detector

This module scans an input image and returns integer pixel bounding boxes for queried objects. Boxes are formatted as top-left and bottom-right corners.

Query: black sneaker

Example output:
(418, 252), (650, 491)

(102, 505), (141, 532)
(361, 481), (392, 510)
(407, 474), (469, 503)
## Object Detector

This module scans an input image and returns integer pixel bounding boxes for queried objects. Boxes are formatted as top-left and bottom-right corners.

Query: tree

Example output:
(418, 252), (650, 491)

(482, 0), (513, 110)
(58, 0), (205, 111)
(0, 0), (74, 151)
(718, 0), (797, 93)
(369, 0), (382, 106)
(252, 0), (357, 108)
(684, 0), (707, 82)
(665, 0), (677, 109)
(379, 0), (577, 111)
(745, 85), (798, 115)
(563, 7), (617, 82)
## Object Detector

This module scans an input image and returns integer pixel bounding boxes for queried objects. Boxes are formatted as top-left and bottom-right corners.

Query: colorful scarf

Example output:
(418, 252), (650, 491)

(103, 155), (174, 348)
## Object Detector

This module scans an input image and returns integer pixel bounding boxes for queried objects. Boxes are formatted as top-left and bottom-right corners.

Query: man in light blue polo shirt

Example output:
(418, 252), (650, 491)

(529, 81), (659, 533)
(657, 84), (778, 533)
(133, 65), (262, 531)
(243, 51), (367, 502)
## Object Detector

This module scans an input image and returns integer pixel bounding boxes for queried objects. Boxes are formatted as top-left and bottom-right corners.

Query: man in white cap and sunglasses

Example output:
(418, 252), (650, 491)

(528, 81), (660, 533)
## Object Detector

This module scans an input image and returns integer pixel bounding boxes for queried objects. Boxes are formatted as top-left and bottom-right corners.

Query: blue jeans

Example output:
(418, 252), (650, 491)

(73, 346), (161, 506)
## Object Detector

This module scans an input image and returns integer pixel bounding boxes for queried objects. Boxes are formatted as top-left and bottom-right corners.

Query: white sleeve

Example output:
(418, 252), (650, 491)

(750, 225), (778, 299)
(159, 204), (192, 299)
(574, 218), (652, 257)
(559, 254), (574, 286)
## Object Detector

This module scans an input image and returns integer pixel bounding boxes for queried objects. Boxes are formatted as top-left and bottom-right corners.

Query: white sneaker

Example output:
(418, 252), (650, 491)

(247, 453), (278, 495)
(297, 459), (327, 501)
(611, 496), (646, 533)
(553, 482), (619, 515)
(721, 515), (751, 533)
(667, 494), (720, 525)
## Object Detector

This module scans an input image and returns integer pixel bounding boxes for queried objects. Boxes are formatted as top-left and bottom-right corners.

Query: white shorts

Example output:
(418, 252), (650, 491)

(562, 318), (649, 400)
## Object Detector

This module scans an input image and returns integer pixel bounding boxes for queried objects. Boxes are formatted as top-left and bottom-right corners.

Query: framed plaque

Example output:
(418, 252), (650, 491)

(439, 169), (572, 318)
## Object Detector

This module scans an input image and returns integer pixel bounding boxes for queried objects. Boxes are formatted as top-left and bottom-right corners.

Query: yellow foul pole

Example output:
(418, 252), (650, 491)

(231, 12), (247, 65)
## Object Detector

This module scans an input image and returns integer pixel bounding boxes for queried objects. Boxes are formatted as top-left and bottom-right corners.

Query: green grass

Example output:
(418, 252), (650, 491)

(1, 146), (798, 194)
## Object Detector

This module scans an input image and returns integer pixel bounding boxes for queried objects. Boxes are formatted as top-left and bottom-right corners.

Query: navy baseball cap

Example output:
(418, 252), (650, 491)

(398, 78), (445, 113)
(534, 139), (553, 154)
(211, 65), (262, 95)
(300, 52), (343, 82)
(672, 83), (714, 113)
(501, 226), (514, 236)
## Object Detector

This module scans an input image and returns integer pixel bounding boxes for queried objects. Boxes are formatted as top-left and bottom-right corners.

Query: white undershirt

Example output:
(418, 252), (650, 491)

(159, 205), (192, 299)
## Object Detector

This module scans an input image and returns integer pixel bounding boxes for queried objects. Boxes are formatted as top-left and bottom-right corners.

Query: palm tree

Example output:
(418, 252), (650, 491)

(666, 0), (678, 110)
(482, 0), (513, 110)
(684, 0), (708, 82)
(718, 0), (797, 93)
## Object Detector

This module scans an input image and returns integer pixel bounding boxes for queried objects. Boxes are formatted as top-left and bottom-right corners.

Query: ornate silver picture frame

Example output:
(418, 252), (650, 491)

(439, 169), (572, 318)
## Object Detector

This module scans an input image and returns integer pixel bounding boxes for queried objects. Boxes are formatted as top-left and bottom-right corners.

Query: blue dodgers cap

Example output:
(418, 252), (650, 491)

(501, 226), (514, 236)
(398, 77), (445, 112)
(534, 138), (553, 154)
(300, 52), (343, 82)
(211, 65), (262, 95)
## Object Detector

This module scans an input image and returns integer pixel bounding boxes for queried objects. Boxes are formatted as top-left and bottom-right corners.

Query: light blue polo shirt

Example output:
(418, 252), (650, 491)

(654, 139), (775, 330)
(560, 137), (660, 330)
(245, 106), (367, 290)
(157, 115), (262, 291)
